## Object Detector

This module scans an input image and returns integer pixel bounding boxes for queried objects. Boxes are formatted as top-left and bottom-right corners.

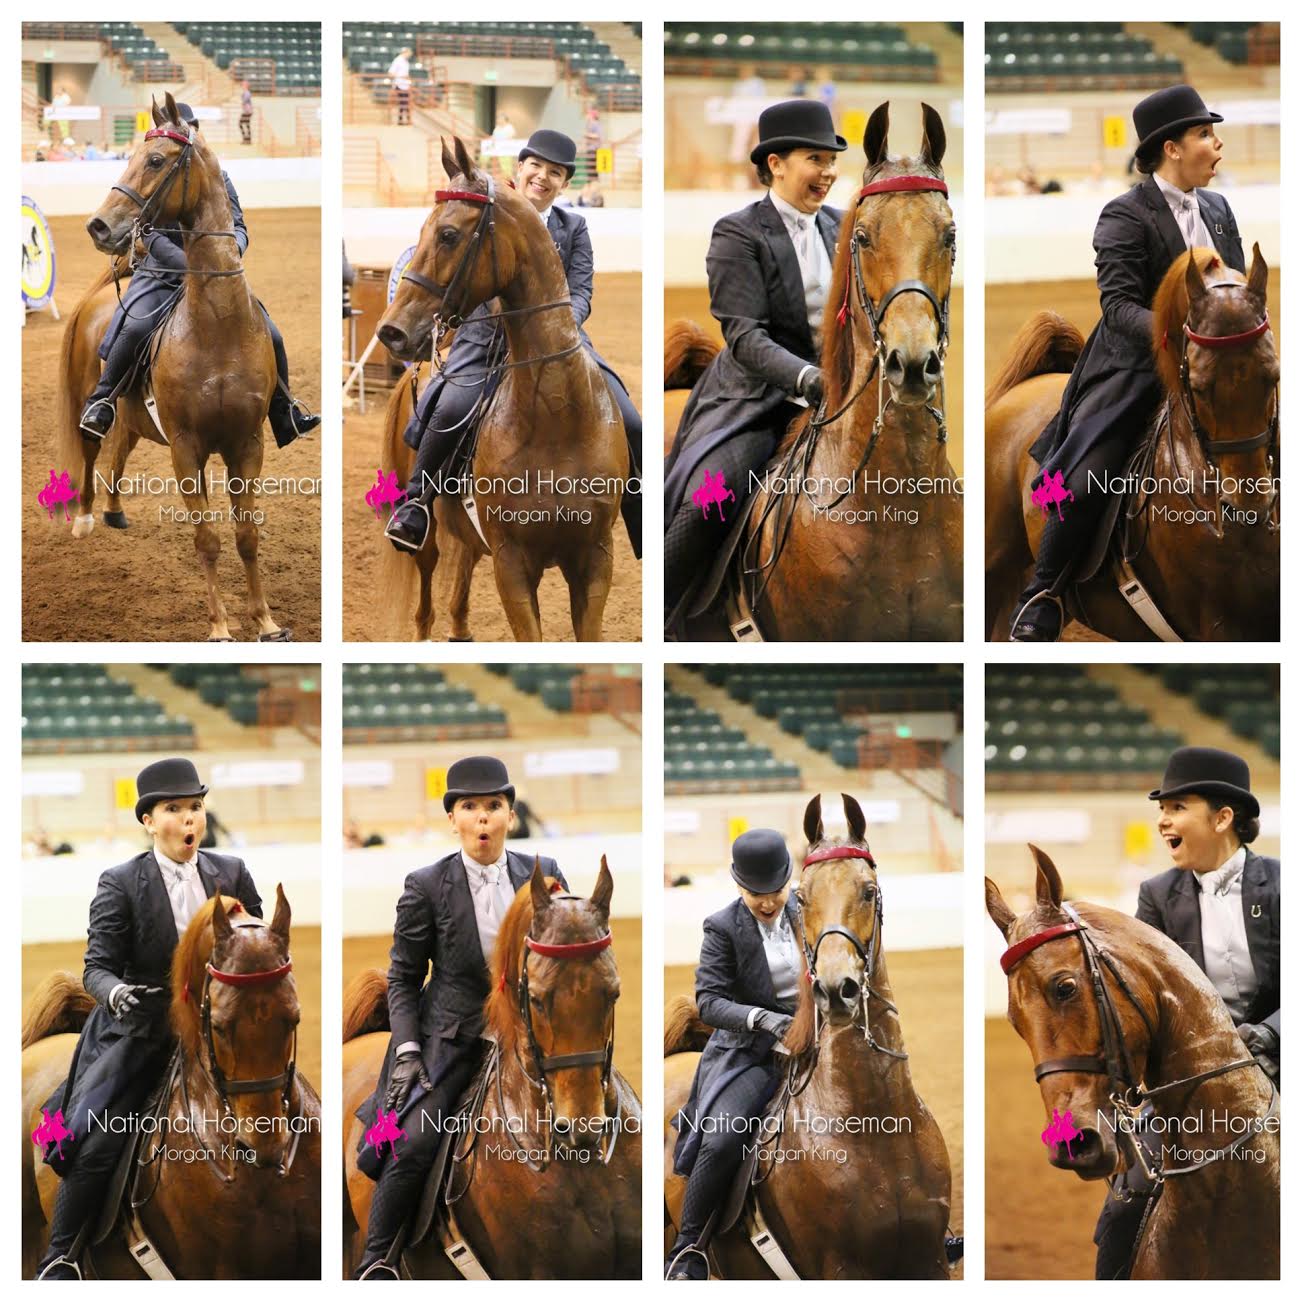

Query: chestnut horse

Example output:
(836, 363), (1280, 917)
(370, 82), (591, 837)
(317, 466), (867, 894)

(342, 859), (641, 1278)
(987, 846), (1279, 1279)
(374, 136), (628, 642)
(59, 92), (288, 642)
(664, 103), (961, 641)
(986, 246), (1280, 640)
(21, 889), (321, 1279)
(665, 795), (957, 1278)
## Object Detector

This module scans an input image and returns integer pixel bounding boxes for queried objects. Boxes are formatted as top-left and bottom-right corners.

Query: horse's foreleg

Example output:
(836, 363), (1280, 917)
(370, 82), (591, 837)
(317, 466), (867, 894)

(444, 535), (476, 642)
(561, 532), (616, 642)
(102, 429), (138, 529)
(414, 541), (438, 642)
(226, 447), (285, 640)
(173, 444), (232, 640)
(71, 437), (99, 539)
(491, 542), (544, 641)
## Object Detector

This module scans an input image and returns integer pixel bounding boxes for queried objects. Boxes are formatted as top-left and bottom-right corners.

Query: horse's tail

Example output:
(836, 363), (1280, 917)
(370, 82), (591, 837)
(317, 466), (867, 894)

(21, 972), (94, 1050)
(57, 263), (120, 491)
(665, 995), (712, 1056)
(343, 968), (390, 1043)
(985, 311), (1084, 412)
(665, 320), (720, 390)
(377, 377), (422, 637)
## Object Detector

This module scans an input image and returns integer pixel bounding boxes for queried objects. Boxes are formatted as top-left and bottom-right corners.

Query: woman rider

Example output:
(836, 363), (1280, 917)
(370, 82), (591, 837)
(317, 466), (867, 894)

(1095, 745), (1279, 1278)
(1010, 85), (1244, 640)
(663, 99), (846, 633)
(666, 829), (799, 1280)
(78, 102), (319, 450)
(35, 759), (264, 1280)
(353, 756), (567, 1280)
(382, 129), (642, 559)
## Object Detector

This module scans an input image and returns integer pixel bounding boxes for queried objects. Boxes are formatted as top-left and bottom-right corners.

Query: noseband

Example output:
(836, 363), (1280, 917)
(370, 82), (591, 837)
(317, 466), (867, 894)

(1001, 903), (1273, 1183)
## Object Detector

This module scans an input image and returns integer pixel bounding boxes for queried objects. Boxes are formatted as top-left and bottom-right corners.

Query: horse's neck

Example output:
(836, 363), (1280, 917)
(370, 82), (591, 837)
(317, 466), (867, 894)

(1160, 374), (1275, 489)
(181, 173), (252, 316)
(495, 214), (580, 373)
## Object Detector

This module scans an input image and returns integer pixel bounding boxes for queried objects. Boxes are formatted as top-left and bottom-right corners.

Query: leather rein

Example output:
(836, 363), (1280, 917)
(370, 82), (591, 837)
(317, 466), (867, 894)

(1001, 903), (1275, 1183)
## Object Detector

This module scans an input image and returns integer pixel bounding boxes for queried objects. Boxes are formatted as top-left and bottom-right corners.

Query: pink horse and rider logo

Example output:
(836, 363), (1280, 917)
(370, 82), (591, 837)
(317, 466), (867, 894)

(32, 1108), (75, 1160)
(364, 1107), (408, 1159)
(365, 470), (407, 520)
(693, 468), (735, 522)
(38, 470), (80, 521)
(1040, 1107), (1084, 1159)
(1031, 470), (1074, 522)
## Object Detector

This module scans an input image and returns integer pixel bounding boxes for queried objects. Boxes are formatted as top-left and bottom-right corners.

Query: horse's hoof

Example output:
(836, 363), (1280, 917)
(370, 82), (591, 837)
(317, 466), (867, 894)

(447, 636), (474, 642)
(207, 637), (235, 643)
(71, 514), (95, 539)
(103, 510), (129, 530)
(258, 628), (294, 642)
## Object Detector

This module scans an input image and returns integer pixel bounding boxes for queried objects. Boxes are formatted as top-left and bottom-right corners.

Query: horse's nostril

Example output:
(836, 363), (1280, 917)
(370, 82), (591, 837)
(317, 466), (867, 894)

(837, 977), (859, 1004)
(924, 350), (942, 381)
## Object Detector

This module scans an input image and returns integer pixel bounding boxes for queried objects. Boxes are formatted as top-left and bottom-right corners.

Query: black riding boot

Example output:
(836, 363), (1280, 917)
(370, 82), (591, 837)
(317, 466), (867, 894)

(79, 331), (141, 441)
(264, 311), (319, 448)
(36, 1166), (111, 1279)
(1009, 508), (1082, 641)
(621, 434), (643, 560)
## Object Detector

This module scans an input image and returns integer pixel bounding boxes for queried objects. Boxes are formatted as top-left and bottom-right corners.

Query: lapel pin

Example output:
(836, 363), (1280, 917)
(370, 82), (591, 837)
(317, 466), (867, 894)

(1215, 223), (1224, 235)
(1251, 903), (1263, 918)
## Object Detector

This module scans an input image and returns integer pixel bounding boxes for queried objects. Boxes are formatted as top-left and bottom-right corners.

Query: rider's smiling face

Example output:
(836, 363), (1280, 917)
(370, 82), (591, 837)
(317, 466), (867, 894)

(516, 156), (569, 213)
(769, 148), (839, 214)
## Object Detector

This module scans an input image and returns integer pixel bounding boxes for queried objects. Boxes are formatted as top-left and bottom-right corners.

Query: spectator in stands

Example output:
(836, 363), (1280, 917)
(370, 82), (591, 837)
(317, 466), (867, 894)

(508, 796), (539, 838)
(34, 759), (265, 1279)
(666, 829), (798, 1279)
(663, 100), (844, 632)
(384, 127), (642, 561)
(583, 103), (602, 180)
(51, 84), (72, 143)
(388, 47), (412, 125)
(239, 80), (254, 145)
(1009, 85), (1244, 641)
(1093, 746), (1278, 1278)
(343, 241), (356, 320)
(576, 179), (605, 207)
(351, 756), (569, 1279)
(199, 807), (232, 848)
(79, 101), (320, 450)
(344, 820), (364, 849)
(492, 112), (516, 142)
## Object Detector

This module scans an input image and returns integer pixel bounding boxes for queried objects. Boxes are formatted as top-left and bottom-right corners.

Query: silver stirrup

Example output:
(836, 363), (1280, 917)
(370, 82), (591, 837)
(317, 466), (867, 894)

(78, 398), (115, 439)
(1010, 589), (1064, 641)
(665, 1244), (710, 1280)
(37, 1255), (84, 1280)
(357, 1259), (402, 1281)
(384, 500), (431, 553)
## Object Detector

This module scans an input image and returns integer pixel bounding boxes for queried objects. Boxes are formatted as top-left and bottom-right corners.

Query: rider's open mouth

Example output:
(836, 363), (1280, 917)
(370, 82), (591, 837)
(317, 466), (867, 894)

(1165, 835), (1182, 851)
(184, 833), (196, 847)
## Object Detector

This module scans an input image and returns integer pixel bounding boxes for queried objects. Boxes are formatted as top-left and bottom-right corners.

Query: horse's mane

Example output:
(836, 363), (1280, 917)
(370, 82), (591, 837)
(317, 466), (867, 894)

(484, 876), (564, 1060)
(168, 893), (246, 1055)
(1151, 247), (1233, 394)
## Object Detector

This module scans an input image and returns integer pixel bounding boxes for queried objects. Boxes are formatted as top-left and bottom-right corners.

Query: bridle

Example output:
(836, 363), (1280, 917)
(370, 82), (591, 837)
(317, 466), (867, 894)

(1001, 902), (1275, 1183)
(398, 176), (579, 376)
(797, 845), (907, 1065)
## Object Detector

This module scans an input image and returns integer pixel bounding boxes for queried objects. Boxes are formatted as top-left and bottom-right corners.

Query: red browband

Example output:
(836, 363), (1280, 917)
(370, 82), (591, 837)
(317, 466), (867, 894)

(206, 958), (293, 986)
(434, 189), (491, 205)
(999, 922), (1083, 974)
(857, 176), (949, 202)
(1184, 315), (1270, 350)
(144, 128), (192, 146)
(803, 846), (877, 868)
(524, 933), (613, 959)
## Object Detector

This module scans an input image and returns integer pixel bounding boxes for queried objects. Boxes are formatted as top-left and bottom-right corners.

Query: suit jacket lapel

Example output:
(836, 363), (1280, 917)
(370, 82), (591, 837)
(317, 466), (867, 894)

(506, 850), (533, 893)
(733, 899), (779, 1006)
(1195, 193), (1239, 269)
(1169, 870), (1206, 971)
(758, 195), (811, 348)
(547, 207), (565, 253)
(137, 851), (178, 947)
(815, 206), (839, 264)
(1240, 851), (1271, 987)
(196, 851), (219, 899)
(1141, 176), (1189, 269)
(444, 852), (480, 967)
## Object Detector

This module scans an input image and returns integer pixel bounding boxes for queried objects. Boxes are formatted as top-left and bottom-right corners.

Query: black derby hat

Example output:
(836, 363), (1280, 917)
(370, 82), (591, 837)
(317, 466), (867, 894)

(1149, 746), (1258, 818)
(172, 102), (200, 128)
(135, 758), (208, 823)
(749, 99), (847, 166)
(519, 129), (578, 178)
(1133, 85), (1222, 159)
(730, 828), (792, 895)
(443, 755), (516, 813)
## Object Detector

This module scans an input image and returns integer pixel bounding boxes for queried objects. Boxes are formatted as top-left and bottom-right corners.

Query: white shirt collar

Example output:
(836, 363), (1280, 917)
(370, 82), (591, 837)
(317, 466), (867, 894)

(1153, 171), (1198, 212)
(768, 190), (816, 233)
(461, 847), (509, 875)
(154, 845), (199, 876)
(1196, 845), (1246, 895)
(536, 204), (554, 225)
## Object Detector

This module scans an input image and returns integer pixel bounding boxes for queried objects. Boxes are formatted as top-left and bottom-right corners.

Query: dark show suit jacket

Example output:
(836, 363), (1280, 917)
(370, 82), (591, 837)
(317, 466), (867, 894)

(403, 205), (628, 449)
(672, 895), (801, 1176)
(43, 850), (263, 1173)
(662, 194), (842, 517)
(99, 171), (248, 360)
(1030, 175), (1244, 477)
(1135, 850), (1279, 1040)
(355, 848), (565, 1176)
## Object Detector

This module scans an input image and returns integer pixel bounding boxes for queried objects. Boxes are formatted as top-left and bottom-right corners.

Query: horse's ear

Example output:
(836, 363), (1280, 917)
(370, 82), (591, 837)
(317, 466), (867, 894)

(1029, 844), (1064, 910)
(212, 893), (233, 944)
(591, 855), (614, 916)
(1185, 250), (1208, 306)
(440, 137), (458, 184)
(1248, 241), (1268, 302)
(986, 877), (1017, 939)
(163, 91), (180, 125)
(453, 136), (476, 183)
(842, 793), (867, 844)
(920, 102), (946, 169)
(803, 794), (824, 847)
(530, 857), (551, 913)
(270, 883), (291, 942)
(150, 96), (165, 128)
(864, 102), (890, 168)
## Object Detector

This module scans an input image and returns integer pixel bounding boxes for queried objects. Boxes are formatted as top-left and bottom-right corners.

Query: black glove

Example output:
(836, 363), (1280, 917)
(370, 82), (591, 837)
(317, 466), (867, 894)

(108, 983), (162, 1019)
(798, 368), (825, 409)
(752, 1008), (793, 1040)
(384, 1051), (432, 1114)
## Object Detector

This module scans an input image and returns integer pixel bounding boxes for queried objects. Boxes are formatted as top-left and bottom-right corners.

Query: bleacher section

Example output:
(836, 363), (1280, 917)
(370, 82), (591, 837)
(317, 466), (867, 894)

(22, 665), (194, 754)
(1139, 665), (1280, 759)
(986, 23), (1181, 90)
(665, 23), (938, 82)
(1186, 22), (1279, 67)
(173, 23), (320, 95)
(343, 664), (507, 743)
(23, 22), (183, 81)
(986, 668), (1182, 784)
(484, 664), (641, 714)
(666, 686), (800, 794)
(344, 23), (640, 110)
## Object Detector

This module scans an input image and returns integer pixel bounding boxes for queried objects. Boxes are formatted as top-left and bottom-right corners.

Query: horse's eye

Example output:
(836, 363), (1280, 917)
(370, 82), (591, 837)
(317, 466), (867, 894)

(1053, 977), (1078, 1002)
(861, 884), (876, 903)
(148, 154), (164, 168)
(943, 226), (957, 249)
(438, 227), (459, 246)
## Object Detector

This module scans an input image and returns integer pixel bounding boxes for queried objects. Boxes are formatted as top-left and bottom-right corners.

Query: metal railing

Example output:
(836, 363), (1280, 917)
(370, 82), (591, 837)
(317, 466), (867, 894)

(345, 70), (448, 124)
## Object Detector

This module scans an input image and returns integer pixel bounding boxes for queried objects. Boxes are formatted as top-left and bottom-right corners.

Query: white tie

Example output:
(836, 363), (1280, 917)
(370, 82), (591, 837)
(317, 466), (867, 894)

(1180, 196), (1199, 249)
(793, 216), (811, 270)
(168, 863), (199, 929)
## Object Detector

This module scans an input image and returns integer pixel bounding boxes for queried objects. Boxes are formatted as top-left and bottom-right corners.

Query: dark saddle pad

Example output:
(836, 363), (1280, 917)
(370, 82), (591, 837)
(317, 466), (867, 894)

(714, 1083), (789, 1239)
(687, 490), (764, 621)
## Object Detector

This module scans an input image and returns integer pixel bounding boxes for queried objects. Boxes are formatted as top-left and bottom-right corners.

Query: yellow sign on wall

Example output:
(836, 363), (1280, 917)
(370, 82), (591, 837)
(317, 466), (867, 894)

(727, 816), (749, 843)
(114, 778), (136, 811)
(136, 110), (151, 135)
(842, 109), (868, 150)
(1103, 115), (1128, 150)
(595, 147), (613, 175)
(425, 767), (448, 803)
(1123, 821), (1153, 861)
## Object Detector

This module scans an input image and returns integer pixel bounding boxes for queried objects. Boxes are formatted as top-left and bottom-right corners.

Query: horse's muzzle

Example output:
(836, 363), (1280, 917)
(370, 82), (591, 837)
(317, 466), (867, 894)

(375, 319), (429, 363)
(811, 974), (860, 1020)
(86, 215), (130, 256)
(1046, 1127), (1114, 1180)
(884, 347), (942, 405)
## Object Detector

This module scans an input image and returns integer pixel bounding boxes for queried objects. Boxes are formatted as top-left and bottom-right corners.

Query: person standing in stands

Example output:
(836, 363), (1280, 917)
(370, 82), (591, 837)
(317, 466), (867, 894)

(388, 47), (412, 126)
(239, 80), (253, 145)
